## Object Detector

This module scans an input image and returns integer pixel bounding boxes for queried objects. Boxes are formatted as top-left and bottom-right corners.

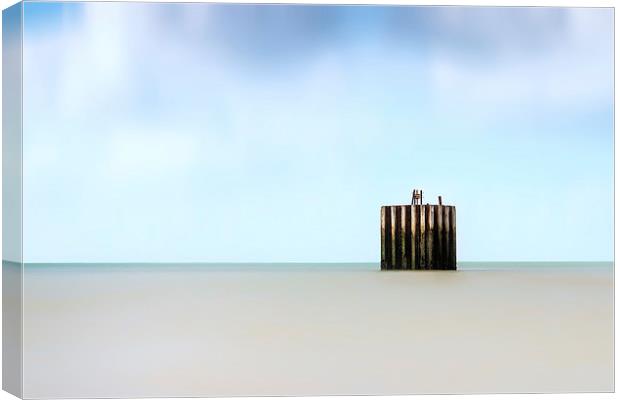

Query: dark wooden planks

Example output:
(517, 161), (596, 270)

(381, 207), (387, 270)
(442, 205), (450, 270)
(400, 205), (410, 269)
(390, 206), (397, 269)
(450, 206), (457, 269)
(436, 205), (444, 270)
(411, 205), (419, 270)
(380, 204), (457, 270)
(419, 205), (426, 268)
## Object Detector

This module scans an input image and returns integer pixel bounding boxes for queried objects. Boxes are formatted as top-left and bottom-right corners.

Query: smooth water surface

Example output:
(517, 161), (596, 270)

(22, 262), (613, 397)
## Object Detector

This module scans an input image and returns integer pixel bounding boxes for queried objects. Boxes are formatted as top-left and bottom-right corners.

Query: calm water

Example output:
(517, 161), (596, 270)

(14, 261), (614, 397)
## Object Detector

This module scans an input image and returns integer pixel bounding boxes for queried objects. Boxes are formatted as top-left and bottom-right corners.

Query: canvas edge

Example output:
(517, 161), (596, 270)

(2, 1), (24, 398)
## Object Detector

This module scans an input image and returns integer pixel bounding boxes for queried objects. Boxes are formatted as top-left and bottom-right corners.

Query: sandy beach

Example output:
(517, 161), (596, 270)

(22, 264), (613, 398)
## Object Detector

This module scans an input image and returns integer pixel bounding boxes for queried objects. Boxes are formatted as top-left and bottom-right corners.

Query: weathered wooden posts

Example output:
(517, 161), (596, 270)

(381, 189), (456, 270)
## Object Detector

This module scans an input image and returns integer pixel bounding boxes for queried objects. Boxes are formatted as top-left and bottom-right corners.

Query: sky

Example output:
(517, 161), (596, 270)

(16, 3), (614, 263)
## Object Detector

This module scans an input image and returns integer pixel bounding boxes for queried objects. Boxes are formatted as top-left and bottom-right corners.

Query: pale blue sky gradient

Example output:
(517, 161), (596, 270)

(22, 3), (613, 262)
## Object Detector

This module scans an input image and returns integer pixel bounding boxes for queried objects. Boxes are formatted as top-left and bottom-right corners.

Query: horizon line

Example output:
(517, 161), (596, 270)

(3, 260), (615, 264)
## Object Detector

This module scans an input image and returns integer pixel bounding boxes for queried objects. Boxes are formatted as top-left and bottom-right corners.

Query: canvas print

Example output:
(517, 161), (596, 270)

(2, 2), (614, 398)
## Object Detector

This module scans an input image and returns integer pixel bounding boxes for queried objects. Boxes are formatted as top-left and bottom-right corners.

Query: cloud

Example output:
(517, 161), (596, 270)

(24, 4), (612, 122)
(426, 8), (612, 118)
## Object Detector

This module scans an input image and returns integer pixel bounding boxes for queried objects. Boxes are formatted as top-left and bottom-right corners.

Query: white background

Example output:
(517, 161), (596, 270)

(0, 0), (616, 399)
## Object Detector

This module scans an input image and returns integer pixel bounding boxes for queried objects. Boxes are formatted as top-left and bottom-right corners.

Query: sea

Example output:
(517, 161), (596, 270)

(9, 262), (614, 397)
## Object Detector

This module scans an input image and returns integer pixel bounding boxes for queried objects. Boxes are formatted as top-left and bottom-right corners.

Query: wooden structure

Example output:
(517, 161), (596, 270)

(381, 190), (456, 270)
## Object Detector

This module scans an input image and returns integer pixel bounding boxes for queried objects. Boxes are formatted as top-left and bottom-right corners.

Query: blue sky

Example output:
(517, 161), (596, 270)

(20, 3), (613, 263)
